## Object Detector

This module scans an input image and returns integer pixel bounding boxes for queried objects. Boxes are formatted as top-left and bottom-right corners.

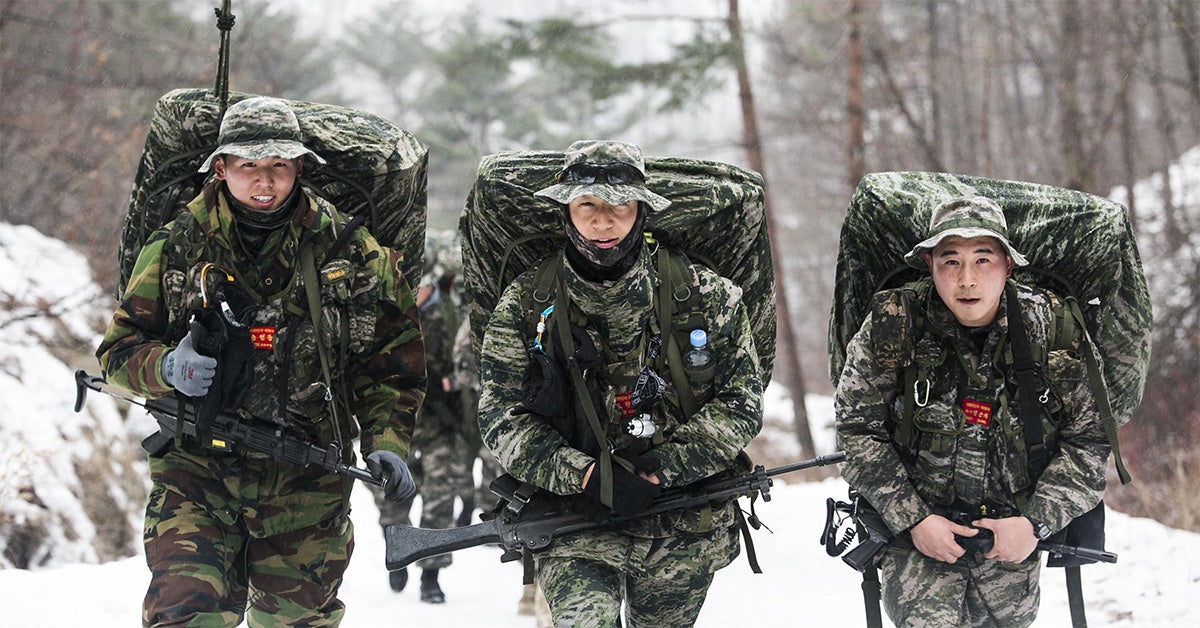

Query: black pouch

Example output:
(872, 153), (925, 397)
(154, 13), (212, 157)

(1046, 501), (1106, 568)
(188, 280), (257, 433)
(520, 321), (602, 454)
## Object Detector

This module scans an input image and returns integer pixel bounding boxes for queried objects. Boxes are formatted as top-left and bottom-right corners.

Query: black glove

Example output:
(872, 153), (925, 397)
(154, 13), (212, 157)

(631, 452), (664, 475)
(366, 450), (418, 502)
(520, 350), (569, 417)
(582, 463), (662, 517)
(161, 330), (217, 397)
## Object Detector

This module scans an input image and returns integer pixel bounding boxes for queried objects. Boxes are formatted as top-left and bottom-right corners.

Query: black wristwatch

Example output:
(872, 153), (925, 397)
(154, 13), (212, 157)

(1027, 517), (1053, 540)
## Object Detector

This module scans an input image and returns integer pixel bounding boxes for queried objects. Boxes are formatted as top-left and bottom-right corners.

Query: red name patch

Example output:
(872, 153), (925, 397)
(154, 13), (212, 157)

(251, 326), (275, 350)
(962, 399), (992, 427)
(615, 392), (637, 418)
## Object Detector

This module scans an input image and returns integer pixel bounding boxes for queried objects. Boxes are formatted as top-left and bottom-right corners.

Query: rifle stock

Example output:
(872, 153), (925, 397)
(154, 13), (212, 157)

(384, 451), (847, 571)
(385, 519), (503, 569)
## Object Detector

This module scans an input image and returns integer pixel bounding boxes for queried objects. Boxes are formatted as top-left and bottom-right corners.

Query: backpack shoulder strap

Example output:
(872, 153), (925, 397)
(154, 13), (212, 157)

(869, 280), (931, 451)
(655, 244), (705, 422)
(1006, 282), (1052, 475)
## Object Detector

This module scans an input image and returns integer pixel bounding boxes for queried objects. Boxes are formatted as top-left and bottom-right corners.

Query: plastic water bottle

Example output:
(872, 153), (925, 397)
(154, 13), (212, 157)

(684, 329), (715, 382)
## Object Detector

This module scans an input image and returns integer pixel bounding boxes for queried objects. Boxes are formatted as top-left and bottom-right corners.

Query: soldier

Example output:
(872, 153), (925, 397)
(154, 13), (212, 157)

(97, 96), (424, 626)
(834, 196), (1111, 626)
(374, 232), (475, 604)
(477, 140), (763, 626)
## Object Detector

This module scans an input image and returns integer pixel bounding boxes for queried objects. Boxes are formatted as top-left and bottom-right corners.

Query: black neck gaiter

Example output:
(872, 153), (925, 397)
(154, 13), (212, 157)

(224, 184), (301, 253)
(563, 203), (648, 282)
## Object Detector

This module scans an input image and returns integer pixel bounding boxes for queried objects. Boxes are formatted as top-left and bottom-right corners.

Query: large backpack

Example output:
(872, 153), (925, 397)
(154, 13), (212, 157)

(459, 150), (776, 385)
(828, 172), (1151, 454)
(118, 88), (429, 297)
(827, 171), (1152, 628)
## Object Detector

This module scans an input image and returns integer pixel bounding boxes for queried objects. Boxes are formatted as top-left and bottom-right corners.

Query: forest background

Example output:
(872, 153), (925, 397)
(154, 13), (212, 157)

(1, 0), (1197, 537)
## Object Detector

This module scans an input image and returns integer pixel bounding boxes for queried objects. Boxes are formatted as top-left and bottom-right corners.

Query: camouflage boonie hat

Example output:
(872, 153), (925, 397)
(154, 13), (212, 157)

(199, 96), (327, 172)
(903, 195), (1029, 268)
(534, 140), (671, 211)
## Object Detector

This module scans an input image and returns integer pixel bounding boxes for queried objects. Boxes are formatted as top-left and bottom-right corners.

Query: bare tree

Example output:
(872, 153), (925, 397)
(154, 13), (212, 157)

(728, 0), (816, 460)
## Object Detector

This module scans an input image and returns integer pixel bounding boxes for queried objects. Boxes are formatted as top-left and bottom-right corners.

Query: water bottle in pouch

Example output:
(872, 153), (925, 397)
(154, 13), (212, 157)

(684, 329), (715, 382)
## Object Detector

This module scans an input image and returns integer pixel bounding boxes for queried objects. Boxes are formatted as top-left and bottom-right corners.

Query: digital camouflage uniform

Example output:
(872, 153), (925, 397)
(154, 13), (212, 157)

(453, 314), (501, 515)
(98, 97), (426, 627)
(478, 141), (763, 627)
(373, 254), (473, 572)
(834, 199), (1110, 628)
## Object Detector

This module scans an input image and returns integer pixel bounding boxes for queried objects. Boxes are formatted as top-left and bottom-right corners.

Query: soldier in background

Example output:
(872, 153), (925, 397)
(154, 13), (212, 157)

(834, 196), (1111, 626)
(98, 96), (423, 626)
(476, 140), (763, 625)
(374, 232), (475, 604)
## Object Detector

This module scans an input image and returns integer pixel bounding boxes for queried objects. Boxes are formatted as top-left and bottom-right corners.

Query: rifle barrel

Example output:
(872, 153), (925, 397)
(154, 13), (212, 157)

(764, 451), (847, 477)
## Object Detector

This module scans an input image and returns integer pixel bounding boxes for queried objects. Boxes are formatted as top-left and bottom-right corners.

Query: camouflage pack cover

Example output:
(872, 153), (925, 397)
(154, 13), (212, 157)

(828, 171), (1152, 426)
(460, 150), (776, 383)
(118, 88), (428, 296)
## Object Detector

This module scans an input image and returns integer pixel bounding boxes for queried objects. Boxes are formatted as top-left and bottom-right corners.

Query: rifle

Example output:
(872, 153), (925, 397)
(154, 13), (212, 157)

(74, 369), (385, 488)
(384, 451), (847, 571)
(821, 493), (1118, 571)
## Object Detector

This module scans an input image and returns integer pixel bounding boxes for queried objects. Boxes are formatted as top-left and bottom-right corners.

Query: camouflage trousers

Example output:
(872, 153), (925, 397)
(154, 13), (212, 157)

(373, 429), (474, 569)
(534, 524), (740, 628)
(880, 547), (1041, 627)
(142, 484), (354, 627)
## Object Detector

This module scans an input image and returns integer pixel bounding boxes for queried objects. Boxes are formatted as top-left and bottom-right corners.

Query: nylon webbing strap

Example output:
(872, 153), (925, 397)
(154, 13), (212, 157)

(1066, 566), (1087, 627)
(1066, 299), (1131, 484)
(861, 551), (883, 628)
(553, 276), (615, 507)
(1005, 283), (1049, 474)
(656, 248), (699, 420)
(300, 244), (346, 453)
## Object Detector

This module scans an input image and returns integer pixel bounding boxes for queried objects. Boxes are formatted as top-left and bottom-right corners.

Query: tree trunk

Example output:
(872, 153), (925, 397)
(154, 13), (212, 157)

(1116, 0), (1140, 228)
(847, 0), (866, 187)
(926, 0), (943, 168)
(1058, 0), (1087, 190)
(1169, 0), (1200, 125)
(1151, 1), (1184, 251)
(727, 0), (817, 461)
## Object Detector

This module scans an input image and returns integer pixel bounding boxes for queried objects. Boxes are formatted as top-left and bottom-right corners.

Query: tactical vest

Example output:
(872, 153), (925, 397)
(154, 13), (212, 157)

(511, 239), (763, 569)
(158, 192), (375, 460)
(521, 240), (712, 454)
(870, 277), (1079, 503)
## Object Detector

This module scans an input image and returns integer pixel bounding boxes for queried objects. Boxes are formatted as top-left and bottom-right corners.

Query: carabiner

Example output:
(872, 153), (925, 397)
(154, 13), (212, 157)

(913, 378), (931, 407)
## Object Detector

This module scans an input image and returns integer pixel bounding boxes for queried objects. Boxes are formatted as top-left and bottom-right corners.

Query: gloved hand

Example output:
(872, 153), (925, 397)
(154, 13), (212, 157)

(366, 450), (418, 502)
(582, 463), (662, 517)
(631, 452), (664, 475)
(160, 331), (217, 397)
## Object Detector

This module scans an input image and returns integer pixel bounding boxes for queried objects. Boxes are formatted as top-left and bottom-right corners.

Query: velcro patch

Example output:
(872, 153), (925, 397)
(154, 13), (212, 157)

(616, 392), (637, 418)
(962, 399), (992, 427)
(251, 326), (275, 350)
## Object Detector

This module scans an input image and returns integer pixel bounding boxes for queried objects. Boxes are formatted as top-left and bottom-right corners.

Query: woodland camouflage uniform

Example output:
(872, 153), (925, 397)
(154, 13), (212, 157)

(477, 140), (763, 627)
(98, 97), (425, 626)
(834, 197), (1110, 627)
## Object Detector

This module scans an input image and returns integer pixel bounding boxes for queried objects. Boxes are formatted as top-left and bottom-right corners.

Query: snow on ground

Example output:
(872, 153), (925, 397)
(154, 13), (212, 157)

(2, 418), (1198, 627)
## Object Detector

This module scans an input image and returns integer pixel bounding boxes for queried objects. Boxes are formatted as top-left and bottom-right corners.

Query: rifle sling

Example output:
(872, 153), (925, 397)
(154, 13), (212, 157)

(553, 270), (617, 508)
(1066, 566), (1087, 628)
